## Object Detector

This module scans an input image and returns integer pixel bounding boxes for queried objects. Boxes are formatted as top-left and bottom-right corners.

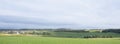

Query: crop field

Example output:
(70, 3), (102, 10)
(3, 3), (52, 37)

(51, 32), (120, 38)
(0, 36), (120, 44)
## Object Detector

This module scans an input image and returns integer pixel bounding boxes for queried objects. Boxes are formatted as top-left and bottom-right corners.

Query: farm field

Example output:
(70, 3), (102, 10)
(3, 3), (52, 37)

(0, 36), (120, 44)
(52, 32), (120, 38)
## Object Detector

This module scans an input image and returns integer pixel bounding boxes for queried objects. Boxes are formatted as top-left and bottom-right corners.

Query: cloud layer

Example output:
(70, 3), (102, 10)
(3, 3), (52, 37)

(0, 0), (120, 29)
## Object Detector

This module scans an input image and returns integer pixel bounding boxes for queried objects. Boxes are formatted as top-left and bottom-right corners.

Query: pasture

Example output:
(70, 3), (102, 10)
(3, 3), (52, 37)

(0, 36), (120, 44)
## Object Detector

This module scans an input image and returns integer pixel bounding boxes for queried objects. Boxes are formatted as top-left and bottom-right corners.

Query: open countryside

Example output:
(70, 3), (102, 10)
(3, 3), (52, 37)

(0, 29), (120, 44)
(0, 0), (120, 44)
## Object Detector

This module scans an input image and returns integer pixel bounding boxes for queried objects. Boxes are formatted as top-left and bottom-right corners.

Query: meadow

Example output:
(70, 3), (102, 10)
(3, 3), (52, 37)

(0, 36), (120, 44)
(49, 32), (120, 38)
(0, 29), (120, 44)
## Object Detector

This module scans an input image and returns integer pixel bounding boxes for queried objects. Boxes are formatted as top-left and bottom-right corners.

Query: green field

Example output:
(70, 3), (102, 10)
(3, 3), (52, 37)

(51, 32), (120, 38)
(0, 36), (120, 44)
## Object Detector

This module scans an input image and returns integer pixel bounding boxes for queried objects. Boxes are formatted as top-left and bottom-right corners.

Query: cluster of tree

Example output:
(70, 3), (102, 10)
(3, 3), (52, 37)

(102, 29), (120, 33)
(54, 29), (120, 33)
(83, 35), (113, 38)
(54, 28), (88, 33)
(29, 31), (51, 35)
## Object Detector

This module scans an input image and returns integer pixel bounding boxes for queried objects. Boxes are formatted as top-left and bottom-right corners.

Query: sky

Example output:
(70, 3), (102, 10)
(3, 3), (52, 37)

(0, 0), (120, 29)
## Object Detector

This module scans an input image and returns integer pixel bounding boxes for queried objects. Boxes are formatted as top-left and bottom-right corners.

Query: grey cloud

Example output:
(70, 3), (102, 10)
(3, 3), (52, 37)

(0, 0), (120, 29)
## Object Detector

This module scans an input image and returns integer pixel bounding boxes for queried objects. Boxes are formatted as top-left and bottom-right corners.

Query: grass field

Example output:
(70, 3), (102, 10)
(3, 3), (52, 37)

(52, 32), (120, 38)
(0, 36), (120, 44)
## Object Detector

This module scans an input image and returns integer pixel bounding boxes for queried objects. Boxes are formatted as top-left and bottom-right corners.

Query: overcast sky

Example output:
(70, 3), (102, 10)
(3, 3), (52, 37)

(0, 0), (120, 29)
